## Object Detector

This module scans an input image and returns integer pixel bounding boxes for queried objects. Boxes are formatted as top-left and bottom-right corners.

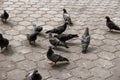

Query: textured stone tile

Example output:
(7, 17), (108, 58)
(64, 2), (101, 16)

(80, 53), (98, 60)
(115, 51), (120, 58)
(0, 54), (6, 61)
(50, 70), (72, 80)
(105, 33), (120, 40)
(95, 59), (114, 69)
(75, 59), (95, 69)
(106, 76), (120, 80)
(5, 29), (19, 36)
(71, 68), (92, 79)
(88, 77), (103, 80)
(17, 60), (36, 71)
(103, 39), (118, 46)
(10, 40), (22, 47)
(90, 67), (112, 79)
(100, 45), (117, 52)
(8, 53), (25, 62)
(0, 61), (16, 71)
(92, 34), (105, 40)
(47, 78), (61, 80)
(25, 52), (45, 61)
(19, 21), (31, 26)
(13, 34), (26, 41)
(91, 39), (103, 46)
(0, 68), (7, 80)
(67, 77), (81, 80)
(7, 69), (26, 80)
(15, 46), (32, 54)
(98, 51), (115, 60)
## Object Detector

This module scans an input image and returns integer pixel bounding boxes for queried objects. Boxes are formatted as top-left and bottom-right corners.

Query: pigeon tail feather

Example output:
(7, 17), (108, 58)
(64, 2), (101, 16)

(46, 31), (51, 33)
(114, 26), (120, 30)
(58, 57), (69, 62)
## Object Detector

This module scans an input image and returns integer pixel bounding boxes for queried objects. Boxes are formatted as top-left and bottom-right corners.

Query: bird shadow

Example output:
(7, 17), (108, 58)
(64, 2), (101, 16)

(53, 47), (70, 53)
(87, 47), (97, 53)
(51, 62), (70, 69)
(66, 42), (81, 46)
(2, 21), (14, 27)
(2, 45), (14, 56)
(29, 42), (42, 48)
(32, 42), (46, 50)
(33, 43), (42, 48)
(38, 33), (47, 38)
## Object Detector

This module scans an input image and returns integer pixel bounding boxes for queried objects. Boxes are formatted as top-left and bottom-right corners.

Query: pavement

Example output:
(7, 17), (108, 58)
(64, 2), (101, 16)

(0, 0), (120, 80)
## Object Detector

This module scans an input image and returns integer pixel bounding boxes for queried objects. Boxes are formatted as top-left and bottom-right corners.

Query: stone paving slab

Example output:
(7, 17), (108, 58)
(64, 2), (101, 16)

(0, 0), (120, 80)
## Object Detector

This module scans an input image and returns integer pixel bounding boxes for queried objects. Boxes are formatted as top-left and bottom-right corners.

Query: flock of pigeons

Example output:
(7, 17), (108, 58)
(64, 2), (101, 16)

(0, 8), (120, 80)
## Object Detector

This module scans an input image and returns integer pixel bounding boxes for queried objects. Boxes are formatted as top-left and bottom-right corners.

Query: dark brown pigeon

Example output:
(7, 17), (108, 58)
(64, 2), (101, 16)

(46, 23), (68, 34)
(105, 16), (120, 31)
(54, 34), (78, 42)
(0, 33), (9, 52)
(0, 10), (9, 22)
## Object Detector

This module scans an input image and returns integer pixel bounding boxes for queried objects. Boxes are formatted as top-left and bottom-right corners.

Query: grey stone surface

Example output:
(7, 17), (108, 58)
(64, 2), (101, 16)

(0, 0), (120, 80)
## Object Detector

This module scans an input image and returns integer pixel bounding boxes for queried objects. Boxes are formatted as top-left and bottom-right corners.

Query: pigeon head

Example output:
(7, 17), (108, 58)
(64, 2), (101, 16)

(33, 70), (38, 74)
(65, 22), (68, 25)
(33, 24), (36, 27)
(54, 35), (58, 38)
(49, 33), (52, 37)
(0, 33), (3, 39)
(4, 10), (7, 13)
(86, 27), (89, 30)
(84, 27), (89, 36)
(105, 16), (110, 20)
(63, 9), (67, 13)
(47, 46), (54, 56)
(32, 70), (40, 80)
(49, 46), (52, 49)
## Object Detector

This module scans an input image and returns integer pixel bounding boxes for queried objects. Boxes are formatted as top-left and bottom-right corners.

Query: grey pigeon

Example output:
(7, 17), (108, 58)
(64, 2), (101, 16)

(54, 34), (79, 42)
(0, 33), (9, 52)
(63, 9), (73, 26)
(26, 70), (42, 80)
(81, 27), (90, 53)
(27, 32), (39, 45)
(105, 16), (120, 31)
(49, 33), (69, 48)
(47, 47), (69, 64)
(33, 24), (43, 33)
(46, 23), (68, 34)
(0, 10), (9, 22)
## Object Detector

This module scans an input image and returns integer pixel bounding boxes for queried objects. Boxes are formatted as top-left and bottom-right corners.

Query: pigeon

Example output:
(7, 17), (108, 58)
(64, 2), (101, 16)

(105, 16), (120, 31)
(63, 9), (73, 26)
(0, 33), (9, 52)
(49, 33), (69, 48)
(46, 23), (68, 34)
(0, 10), (9, 22)
(47, 47), (69, 64)
(27, 32), (39, 45)
(33, 24), (43, 33)
(81, 27), (90, 53)
(26, 70), (42, 80)
(54, 34), (79, 42)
